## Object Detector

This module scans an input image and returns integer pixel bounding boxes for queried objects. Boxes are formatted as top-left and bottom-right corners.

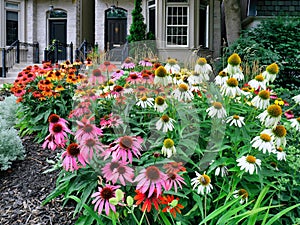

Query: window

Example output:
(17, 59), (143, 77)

(5, 2), (19, 45)
(166, 5), (189, 46)
(147, 0), (156, 37)
(199, 2), (209, 48)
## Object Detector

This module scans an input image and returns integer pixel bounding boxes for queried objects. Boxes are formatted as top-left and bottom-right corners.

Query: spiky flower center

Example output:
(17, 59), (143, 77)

(100, 187), (114, 200)
(246, 155), (256, 164)
(233, 115), (240, 120)
(255, 74), (264, 81)
(228, 53), (241, 66)
(197, 57), (207, 65)
(164, 138), (174, 148)
(110, 162), (120, 171)
(141, 96), (148, 101)
(218, 71), (228, 77)
(67, 143), (80, 156)
(258, 90), (270, 100)
(124, 58), (132, 63)
(117, 166), (126, 174)
(146, 166), (160, 181)
(213, 102), (223, 109)
(267, 105), (282, 117)
(161, 115), (170, 123)
(155, 66), (168, 77)
(179, 83), (189, 92)
(113, 85), (123, 92)
(270, 162), (277, 169)
(48, 114), (60, 123)
(266, 63), (279, 74)
(277, 147), (283, 152)
(119, 136), (133, 149)
(167, 58), (177, 65)
(238, 189), (248, 198)
(83, 124), (94, 133)
(226, 77), (239, 87)
(129, 73), (138, 79)
(92, 69), (102, 77)
(272, 125), (286, 137)
(296, 117), (300, 122)
(155, 96), (165, 105)
(260, 133), (271, 142)
(52, 123), (63, 133)
(199, 174), (211, 186)
(168, 172), (177, 180)
(104, 61), (111, 66)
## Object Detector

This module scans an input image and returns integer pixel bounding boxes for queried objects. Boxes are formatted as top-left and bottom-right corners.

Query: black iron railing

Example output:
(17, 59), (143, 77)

(44, 40), (73, 64)
(75, 40), (97, 63)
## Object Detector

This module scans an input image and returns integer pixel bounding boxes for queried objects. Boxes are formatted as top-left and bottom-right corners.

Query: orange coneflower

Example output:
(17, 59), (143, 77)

(55, 84), (65, 92)
(42, 88), (53, 97)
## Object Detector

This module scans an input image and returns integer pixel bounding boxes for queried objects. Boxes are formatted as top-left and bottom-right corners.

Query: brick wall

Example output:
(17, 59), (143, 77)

(256, 0), (300, 16)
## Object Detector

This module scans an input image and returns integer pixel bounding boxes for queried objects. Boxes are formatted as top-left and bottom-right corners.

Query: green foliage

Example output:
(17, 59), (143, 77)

(127, 0), (147, 43)
(0, 95), (19, 127)
(220, 16), (300, 90)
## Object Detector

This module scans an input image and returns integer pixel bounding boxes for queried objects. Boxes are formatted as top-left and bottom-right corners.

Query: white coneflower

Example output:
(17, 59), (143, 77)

(136, 96), (154, 108)
(276, 147), (286, 161)
(215, 165), (228, 177)
(171, 83), (194, 102)
(226, 53), (244, 81)
(161, 138), (176, 158)
(233, 189), (249, 204)
(251, 90), (270, 110)
(191, 171), (213, 195)
(236, 155), (261, 175)
(164, 58), (180, 74)
(154, 96), (168, 113)
(156, 115), (175, 133)
(154, 66), (172, 86)
(194, 57), (212, 82)
(262, 63), (279, 83)
(226, 115), (245, 127)
(187, 72), (201, 85)
(257, 104), (282, 128)
(251, 133), (275, 154)
(290, 117), (300, 131)
(220, 77), (241, 98)
(173, 73), (183, 85)
(206, 102), (227, 119)
(248, 74), (267, 90)
(292, 94), (300, 104)
(262, 125), (287, 148)
(215, 70), (229, 86)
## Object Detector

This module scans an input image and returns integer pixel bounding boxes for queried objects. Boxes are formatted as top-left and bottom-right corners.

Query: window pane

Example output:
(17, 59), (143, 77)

(6, 3), (19, 9)
(6, 11), (18, 45)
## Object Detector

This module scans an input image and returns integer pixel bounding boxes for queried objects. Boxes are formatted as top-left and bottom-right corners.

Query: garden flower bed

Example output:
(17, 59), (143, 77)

(3, 51), (300, 225)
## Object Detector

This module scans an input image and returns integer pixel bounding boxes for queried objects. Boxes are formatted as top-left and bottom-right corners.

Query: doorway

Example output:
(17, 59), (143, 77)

(49, 20), (67, 60)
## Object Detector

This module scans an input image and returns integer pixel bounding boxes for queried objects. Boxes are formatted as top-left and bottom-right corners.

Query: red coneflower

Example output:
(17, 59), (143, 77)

(134, 189), (161, 213)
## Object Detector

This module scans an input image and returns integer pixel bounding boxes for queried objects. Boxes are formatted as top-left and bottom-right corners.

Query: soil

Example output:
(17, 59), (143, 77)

(0, 135), (77, 225)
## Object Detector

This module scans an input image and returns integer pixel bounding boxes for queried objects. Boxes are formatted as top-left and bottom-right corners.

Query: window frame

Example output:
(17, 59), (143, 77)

(5, 1), (20, 46)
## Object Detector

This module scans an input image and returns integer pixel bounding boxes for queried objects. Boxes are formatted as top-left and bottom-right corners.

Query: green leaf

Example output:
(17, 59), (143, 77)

(159, 211), (172, 225)
(264, 203), (300, 225)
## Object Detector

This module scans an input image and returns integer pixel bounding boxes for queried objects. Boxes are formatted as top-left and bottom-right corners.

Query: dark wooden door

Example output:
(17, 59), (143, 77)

(49, 20), (67, 60)
(105, 18), (127, 51)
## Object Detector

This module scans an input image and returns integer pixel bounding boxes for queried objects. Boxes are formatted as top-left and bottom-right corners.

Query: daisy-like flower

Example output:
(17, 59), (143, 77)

(62, 143), (88, 171)
(292, 94), (300, 104)
(139, 58), (153, 67)
(262, 125), (287, 148)
(79, 137), (104, 160)
(161, 138), (176, 158)
(121, 57), (135, 70)
(215, 165), (228, 177)
(163, 161), (186, 174)
(165, 172), (186, 192)
(42, 134), (64, 150)
(111, 69), (124, 81)
(164, 58), (180, 74)
(159, 195), (184, 218)
(154, 96), (168, 113)
(251, 133), (275, 154)
(226, 115), (245, 127)
(134, 189), (161, 212)
(257, 104), (282, 128)
(126, 72), (141, 84)
(236, 155), (261, 175)
(91, 184), (120, 216)
(248, 74), (267, 90)
(290, 117), (300, 131)
(220, 77), (241, 98)
(156, 115), (175, 133)
(154, 66), (172, 86)
(171, 83), (194, 102)
(233, 189), (249, 204)
(103, 135), (143, 163)
(135, 166), (168, 197)
(191, 171), (213, 195)
(100, 113), (123, 129)
(194, 57), (212, 82)
(136, 96), (154, 108)
(251, 90), (270, 110)
(75, 118), (103, 142)
(262, 63), (279, 83)
(276, 147), (286, 161)
(48, 113), (69, 130)
(49, 122), (72, 147)
(215, 70), (229, 86)
(226, 53), (244, 81)
(89, 69), (107, 84)
(206, 102), (227, 119)
(102, 161), (134, 185)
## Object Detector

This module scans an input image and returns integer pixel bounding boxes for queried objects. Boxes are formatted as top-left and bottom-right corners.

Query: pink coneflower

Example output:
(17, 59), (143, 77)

(163, 162), (186, 174)
(140, 71), (154, 84)
(89, 69), (107, 84)
(135, 165), (168, 197)
(103, 135), (143, 163)
(126, 72), (141, 84)
(69, 101), (92, 118)
(62, 143), (88, 171)
(100, 113), (122, 129)
(139, 58), (153, 67)
(99, 61), (117, 73)
(79, 137), (104, 160)
(75, 118), (103, 141)
(111, 69), (125, 81)
(42, 134), (65, 150)
(165, 172), (186, 192)
(49, 123), (72, 146)
(91, 184), (121, 216)
(48, 114), (69, 130)
(121, 57), (135, 69)
(102, 161), (134, 185)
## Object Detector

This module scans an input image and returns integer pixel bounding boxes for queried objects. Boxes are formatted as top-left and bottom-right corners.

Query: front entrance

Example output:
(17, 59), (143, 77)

(49, 20), (67, 60)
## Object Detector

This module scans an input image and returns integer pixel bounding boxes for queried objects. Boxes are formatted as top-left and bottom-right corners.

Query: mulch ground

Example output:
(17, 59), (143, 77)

(0, 135), (77, 225)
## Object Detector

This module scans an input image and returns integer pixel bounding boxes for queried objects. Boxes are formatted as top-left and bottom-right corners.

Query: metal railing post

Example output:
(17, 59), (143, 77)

(44, 48), (49, 62)
(75, 48), (79, 61)
(16, 40), (20, 63)
(83, 39), (87, 60)
(54, 40), (58, 63)
(34, 42), (39, 63)
(70, 42), (73, 63)
(2, 48), (6, 78)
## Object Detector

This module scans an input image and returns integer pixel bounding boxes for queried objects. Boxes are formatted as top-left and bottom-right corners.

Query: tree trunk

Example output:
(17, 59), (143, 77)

(223, 0), (242, 46)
